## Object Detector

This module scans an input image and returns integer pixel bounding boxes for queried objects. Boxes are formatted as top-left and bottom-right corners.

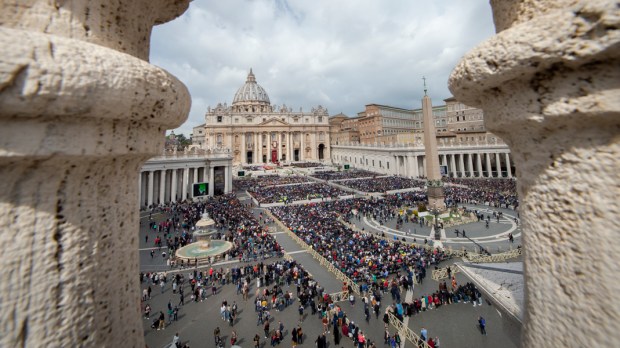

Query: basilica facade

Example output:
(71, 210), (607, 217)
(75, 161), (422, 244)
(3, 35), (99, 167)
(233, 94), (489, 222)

(192, 70), (331, 165)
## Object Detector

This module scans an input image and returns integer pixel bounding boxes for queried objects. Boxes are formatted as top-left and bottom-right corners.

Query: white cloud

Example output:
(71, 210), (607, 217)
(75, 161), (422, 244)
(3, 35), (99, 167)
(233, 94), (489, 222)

(150, 0), (495, 136)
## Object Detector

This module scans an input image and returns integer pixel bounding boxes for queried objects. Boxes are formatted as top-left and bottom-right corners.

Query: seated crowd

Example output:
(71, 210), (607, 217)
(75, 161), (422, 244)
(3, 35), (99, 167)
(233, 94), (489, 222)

(443, 177), (518, 208)
(270, 199), (451, 287)
(234, 175), (311, 190)
(249, 183), (350, 204)
(310, 169), (377, 181)
(337, 176), (426, 193)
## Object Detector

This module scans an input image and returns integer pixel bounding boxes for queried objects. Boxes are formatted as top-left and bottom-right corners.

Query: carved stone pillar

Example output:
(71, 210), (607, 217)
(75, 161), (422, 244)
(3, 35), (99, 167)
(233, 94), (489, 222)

(0, 1), (190, 346)
(449, 1), (619, 346)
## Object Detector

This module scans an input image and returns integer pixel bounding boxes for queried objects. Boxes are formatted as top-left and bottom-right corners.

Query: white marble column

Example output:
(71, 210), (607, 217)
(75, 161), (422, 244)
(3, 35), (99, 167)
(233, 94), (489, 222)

(422, 156), (427, 177)
(171, 169), (178, 202)
(277, 132), (282, 161)
(254, 133), (259, 163)
(301, 133), (305, 161)
(458, 153), (466, 177)
(225, 165), (230, 193)
(267, 133), (272, 162)
(505, 152), (512, 178)
(147, 171), (154, 207)
(476, 153), (483, 178)
(209, 166), (215, 196)
(138, 172), (143, 206)
(287, 132), (292, 162)
(450, 154), (457, 178)
(240, 132), (246, 164)
(467, 153), (474, 178)
(159, 170), (166, 204)
(181, 167), (188, 200)
(495, 152), (502, 178)
(485, 153), (492, 178)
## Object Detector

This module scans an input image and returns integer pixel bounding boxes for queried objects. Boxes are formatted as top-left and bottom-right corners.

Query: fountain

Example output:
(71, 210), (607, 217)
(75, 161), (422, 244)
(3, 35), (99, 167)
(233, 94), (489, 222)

(175, 212), (233, 263)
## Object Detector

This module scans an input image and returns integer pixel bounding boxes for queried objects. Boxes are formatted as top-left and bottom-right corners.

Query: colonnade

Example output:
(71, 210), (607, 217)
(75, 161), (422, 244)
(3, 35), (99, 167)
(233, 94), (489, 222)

(393, 152), (513, 178)
(333, 147), (514, 179)
(139, 162), (233, 207)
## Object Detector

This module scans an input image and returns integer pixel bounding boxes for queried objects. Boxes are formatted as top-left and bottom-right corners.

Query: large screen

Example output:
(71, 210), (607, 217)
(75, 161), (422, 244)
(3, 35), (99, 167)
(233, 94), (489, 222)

(440, 165), (448, 176)
(192, 182), (209, 197)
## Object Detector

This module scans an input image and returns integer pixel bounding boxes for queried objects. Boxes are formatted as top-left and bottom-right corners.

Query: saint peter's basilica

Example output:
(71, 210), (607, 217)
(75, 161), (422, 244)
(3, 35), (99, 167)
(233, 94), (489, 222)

(192, 69), (331, 164)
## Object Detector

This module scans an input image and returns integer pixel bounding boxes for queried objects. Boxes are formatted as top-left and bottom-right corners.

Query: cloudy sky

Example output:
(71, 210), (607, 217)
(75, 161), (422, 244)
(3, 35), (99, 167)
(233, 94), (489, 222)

(150, 0), (495, 137)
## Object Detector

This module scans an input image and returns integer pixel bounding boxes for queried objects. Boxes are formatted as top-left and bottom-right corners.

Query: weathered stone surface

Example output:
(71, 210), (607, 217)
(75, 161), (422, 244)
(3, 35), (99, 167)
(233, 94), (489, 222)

(449, 0), (620, 346)
(0, 1), (191, 346)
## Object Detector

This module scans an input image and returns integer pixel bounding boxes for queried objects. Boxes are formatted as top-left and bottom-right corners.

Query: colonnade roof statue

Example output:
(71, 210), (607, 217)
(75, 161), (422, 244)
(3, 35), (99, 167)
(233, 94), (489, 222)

(0, 1), (191, 346)
(449, 0), (619, 347)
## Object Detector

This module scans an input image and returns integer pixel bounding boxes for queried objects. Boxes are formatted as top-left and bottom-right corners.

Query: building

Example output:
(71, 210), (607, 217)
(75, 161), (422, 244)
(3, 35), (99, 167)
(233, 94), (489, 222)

(192, 69), (331, 165)
(138, 148), (233, 208)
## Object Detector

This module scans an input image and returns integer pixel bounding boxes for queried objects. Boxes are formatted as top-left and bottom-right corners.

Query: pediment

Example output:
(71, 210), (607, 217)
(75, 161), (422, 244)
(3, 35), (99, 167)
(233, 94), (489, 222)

(258, 118), (289, 126)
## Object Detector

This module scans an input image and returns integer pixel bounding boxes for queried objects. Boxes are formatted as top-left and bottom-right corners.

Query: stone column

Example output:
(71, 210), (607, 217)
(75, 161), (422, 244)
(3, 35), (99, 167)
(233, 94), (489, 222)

(254, 132), (259, 163)
(240, 132), (246, 164)
(277, 133), (282, 161)
(449, 1), (620, 345)
(458, 153), (466, 177)
(147, 171), (154, 206)
(476, 153), (483, 178)
(224, 165), (230, 193)
(411, 155), (419, 178)
(485, 153), (492, 178)
(267, 133), (272, 162)
(171, 169), (178, 202)
(0, 1), (191, 347)
(495, 152), (502, 178)
(450, 154), (457, 178)
(209, 166), (215, 196)
(181, 167), (189, 200)
(159, 170), (166, 205)
(505, 152), (512, 178)
(300, 133), (305, 161)
(467, 153), (474, 178)
(138, 172), (143, 206)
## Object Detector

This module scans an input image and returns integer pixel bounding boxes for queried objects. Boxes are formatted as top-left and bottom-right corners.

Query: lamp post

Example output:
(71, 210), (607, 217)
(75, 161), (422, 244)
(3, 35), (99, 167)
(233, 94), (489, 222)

(430, 204), (441, 240)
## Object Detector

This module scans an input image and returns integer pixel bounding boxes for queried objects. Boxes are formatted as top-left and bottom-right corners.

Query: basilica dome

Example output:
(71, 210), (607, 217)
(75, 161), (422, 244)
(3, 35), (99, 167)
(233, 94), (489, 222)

(232, 69), (271, 106)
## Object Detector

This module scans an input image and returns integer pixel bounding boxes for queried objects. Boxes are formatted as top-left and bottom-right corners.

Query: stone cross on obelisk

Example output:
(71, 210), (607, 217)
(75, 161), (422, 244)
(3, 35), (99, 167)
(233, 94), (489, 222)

(422, 78), (446, 211)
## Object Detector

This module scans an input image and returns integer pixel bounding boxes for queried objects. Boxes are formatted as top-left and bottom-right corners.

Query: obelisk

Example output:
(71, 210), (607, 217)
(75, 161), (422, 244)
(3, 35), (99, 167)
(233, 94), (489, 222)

(421, 79), (446, 211)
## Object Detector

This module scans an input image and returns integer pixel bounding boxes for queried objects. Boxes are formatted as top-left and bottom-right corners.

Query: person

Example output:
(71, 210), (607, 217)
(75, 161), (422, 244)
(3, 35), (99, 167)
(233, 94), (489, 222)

(333, 324), (341, 345)
(213, 327), (220, 344)
(296, 326), (303, 344)
(434, 337), (441, 348)
(420, 327), (427, 341)
(264, 321), (270, 339)
(253, 334), (260, 348)
(478, 316), (487, 335)
(172, 333), (180, 348)
(298, 304), (304, 322)
(292, 326), (298, 347)
(230, 330), (238, 345)
(157, 311), (165, 330)
(144, 304), (151, 319)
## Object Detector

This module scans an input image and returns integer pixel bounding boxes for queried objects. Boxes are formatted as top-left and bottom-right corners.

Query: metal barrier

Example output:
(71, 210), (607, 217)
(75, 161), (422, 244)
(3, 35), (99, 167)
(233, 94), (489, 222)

(431, 267), (461, 281)
(467, 247), (522, 263)
(387, 311), (431, 348)
(327, 290), (350, 303)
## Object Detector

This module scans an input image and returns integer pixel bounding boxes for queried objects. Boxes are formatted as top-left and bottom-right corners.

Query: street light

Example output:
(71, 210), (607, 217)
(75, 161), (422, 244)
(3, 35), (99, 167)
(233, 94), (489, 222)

(429, 204), (441, 240)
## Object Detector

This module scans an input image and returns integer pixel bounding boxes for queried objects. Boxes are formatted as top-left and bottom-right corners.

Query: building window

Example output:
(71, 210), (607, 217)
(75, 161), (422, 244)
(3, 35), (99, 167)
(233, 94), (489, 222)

(217, 116), (222, 123)
(318, 116), (323, 123)
(387, 162), (389, 169)
(235, 118), (239, 123)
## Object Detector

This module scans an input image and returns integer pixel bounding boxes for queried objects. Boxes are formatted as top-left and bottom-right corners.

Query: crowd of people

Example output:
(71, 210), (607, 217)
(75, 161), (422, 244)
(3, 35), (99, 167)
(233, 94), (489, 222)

(443, 177), (518, 208)
(248, 183), (350, 204)
(290, 162), (324, 168)
(270, 199), (451, 286)
(338, 176), (426, 193)
(234, 175), (311, 190)
(310, 169), (377, 181)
